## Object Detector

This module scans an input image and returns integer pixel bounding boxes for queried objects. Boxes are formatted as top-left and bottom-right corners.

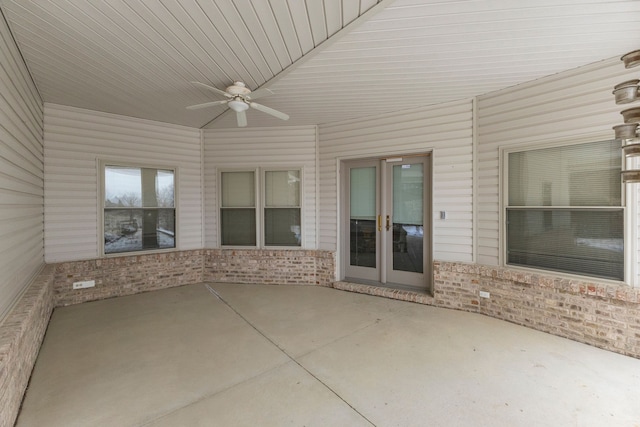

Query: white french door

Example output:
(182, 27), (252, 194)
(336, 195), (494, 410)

(343, 155), (431, 291)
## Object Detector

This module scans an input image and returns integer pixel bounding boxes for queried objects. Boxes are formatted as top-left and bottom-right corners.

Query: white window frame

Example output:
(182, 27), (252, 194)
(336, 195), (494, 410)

(218, 168), (260, 248)
(500, 138), (632, 284)
(218, 167), (304, 249)
(99, 159), (178, 257)
(261, 167), (304, 249)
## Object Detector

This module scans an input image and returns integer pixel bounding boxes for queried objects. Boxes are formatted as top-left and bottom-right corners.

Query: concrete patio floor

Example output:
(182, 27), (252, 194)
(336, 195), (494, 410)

(16, 283), (640, 426)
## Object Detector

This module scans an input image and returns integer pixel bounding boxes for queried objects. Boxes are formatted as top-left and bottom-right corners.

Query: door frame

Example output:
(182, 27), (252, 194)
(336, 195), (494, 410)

(339, 152), (433, 292)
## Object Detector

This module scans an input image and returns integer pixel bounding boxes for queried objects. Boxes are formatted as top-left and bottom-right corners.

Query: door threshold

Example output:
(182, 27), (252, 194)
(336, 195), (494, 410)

(341, 278), (431, 296)
(334, 280), (434, 304)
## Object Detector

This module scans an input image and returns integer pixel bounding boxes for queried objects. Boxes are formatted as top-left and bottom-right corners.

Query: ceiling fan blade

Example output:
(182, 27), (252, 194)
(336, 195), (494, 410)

(236, 110), (247, 127)
(249, 102), (289, 121)
(191, 81), (231, 98)
(246, 88), (274, 101)
(186, 99), (229, 110)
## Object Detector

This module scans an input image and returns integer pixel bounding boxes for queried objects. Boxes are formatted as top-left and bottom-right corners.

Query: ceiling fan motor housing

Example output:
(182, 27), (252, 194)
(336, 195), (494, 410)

(226, 81), (251, 96)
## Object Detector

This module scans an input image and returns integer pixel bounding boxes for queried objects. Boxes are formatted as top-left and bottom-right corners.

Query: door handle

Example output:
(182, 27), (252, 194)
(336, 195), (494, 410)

(386, 215), (390, 231)
(377, 215), (382, 232)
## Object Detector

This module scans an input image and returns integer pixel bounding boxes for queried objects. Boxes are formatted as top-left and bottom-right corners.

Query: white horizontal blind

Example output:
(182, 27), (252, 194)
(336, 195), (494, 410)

(508, 141), (621, 207)
(350, 167), (376, 220)
(318, 99), (474, 263)
(477, 57), (639, 273)
(44, 104), (202, 262)
(0, 15), (44, 321)
(203, 126), (317, 248)
(221, 171), (255, 207)
(506, 140), (623, 280)
(265, 170), (300, 207)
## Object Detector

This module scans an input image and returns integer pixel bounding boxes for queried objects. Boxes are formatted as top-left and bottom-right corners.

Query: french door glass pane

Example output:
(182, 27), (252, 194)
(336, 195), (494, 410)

(507, 209), (623, 280)
(350, 219), (376, 268)
(392, 164), (424, 273)
(221, 208), (256, 246)
(393, 164), (423, 225)
(350, 167), (376, 268)
(350, 167), (376, 220)
(264, 208), (301, 246)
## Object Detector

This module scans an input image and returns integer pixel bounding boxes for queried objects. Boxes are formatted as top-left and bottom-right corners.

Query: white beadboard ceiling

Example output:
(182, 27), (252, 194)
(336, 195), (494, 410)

(1, 0), (639, 129)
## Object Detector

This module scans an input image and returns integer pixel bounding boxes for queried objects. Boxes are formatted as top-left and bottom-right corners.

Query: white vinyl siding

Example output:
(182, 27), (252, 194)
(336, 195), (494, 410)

(0, 15), (44, 320)
(203, 126), (318, 249)
(318, 99), (474, 263)
(477, 57), (639, 285)
(44, 104), (202, 262)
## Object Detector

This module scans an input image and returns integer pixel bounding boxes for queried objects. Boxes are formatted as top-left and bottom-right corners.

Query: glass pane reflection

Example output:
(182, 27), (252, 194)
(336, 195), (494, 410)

(392, 164), (424, 273)
(350, 219), (376, 268)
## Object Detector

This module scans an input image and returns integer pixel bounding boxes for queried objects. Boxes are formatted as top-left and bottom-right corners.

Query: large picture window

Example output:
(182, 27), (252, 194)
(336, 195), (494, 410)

(505, 140), (623, 280)
(104, 165), (175, 254)
(220, 168), (302, 247)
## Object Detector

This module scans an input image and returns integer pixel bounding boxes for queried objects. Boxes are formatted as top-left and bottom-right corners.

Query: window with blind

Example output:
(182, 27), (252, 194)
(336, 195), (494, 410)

(505, 140), (623, 281)
(104, 165), (175, 254)
(264, 170), (301, 246)
(220, 171), (257, 246)
(220, 168), (302, 247)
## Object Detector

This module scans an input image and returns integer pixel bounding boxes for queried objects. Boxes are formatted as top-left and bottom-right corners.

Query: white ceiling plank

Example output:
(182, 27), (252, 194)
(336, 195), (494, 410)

(323, 0), (343, 36)
(137, 1), (253, 86)
(246, 1), (294, 69)
(232, 0), (286, 74)
(99, 0), (228, 84)
(269, 0), (304, 60)
(4, 5), (160, 102)
(2, 0), (640, 129)
(342, 0), (361, 27)
(118, 2), (212, 82)
(360, 0), (381, 14)
(191, 0), (267, 86)
(66, 1), (204, 101)
(157, 0), (247, 85)
(286, 0), (315, 55)
(211, 0), (275, 82)
(304, 0), (328, 46)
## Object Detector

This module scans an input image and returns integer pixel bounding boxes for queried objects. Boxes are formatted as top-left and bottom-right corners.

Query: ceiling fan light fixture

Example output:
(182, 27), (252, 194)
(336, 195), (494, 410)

(228, 99), (249, 112)
(188, 81), (288, 126)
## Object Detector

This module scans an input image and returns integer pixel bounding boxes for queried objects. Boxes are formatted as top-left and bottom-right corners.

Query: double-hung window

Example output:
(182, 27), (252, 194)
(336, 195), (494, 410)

(220, 170), (257, 246)
(220, 168), (302, 247)
(505, 140), (623, 281)
(103, 165), (176, 255)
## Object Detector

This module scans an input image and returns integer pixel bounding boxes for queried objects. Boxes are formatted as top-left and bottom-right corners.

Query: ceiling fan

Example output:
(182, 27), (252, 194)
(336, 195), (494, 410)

(187, 81), (289, 127)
